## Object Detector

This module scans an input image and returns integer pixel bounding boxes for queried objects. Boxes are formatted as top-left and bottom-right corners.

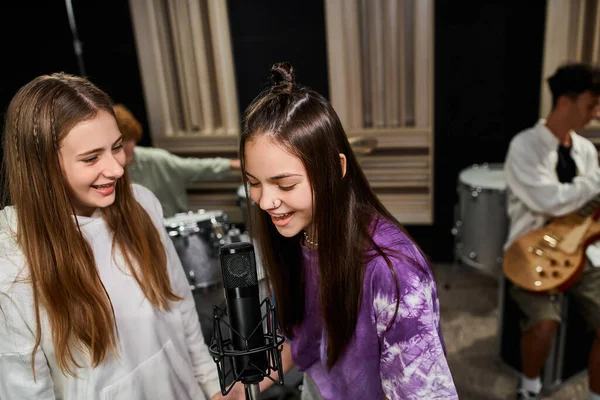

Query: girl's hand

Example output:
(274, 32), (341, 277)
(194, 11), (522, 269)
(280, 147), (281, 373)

(210, 383), (245, 400)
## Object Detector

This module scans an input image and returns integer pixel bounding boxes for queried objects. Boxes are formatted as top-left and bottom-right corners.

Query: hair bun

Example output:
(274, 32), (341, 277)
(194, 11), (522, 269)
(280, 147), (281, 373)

(271, 62), (295, 93)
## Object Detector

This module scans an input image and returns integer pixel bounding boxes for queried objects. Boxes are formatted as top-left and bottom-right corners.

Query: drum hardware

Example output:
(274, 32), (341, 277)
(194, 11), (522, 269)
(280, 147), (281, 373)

(208, 216), (228, 257)
(237, 184), (251, 231)
(451, 220), (462, 236)
(226, 227), (243, 243)
(348, 136), (378, 155)
(471, 187), (482, 198)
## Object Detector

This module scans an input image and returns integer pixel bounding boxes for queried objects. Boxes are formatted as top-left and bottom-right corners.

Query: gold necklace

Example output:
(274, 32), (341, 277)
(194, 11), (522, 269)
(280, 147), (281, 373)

(303, 231), (318, 247)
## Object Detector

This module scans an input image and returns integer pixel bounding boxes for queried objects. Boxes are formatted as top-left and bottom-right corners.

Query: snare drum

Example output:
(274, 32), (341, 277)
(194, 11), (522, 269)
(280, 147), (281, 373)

(453, 163), (508, 277)
(165, 210), (231, 290)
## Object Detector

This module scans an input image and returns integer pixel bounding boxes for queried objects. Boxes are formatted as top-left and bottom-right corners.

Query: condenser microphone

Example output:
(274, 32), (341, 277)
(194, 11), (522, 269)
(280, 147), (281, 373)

(219, 242), (268, 384)
(210, 242), (285, 398)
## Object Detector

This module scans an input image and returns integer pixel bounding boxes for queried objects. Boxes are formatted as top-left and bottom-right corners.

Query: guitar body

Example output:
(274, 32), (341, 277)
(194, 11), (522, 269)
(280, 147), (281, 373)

(503, 211), (600, 293)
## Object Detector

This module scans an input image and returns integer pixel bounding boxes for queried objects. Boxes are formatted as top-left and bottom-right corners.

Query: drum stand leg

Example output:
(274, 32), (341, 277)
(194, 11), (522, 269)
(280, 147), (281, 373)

(444, 217), (462, 290)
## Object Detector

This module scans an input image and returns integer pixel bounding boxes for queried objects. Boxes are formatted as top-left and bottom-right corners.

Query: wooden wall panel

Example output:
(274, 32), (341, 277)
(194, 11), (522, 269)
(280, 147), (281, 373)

(326, 0), (435, 224)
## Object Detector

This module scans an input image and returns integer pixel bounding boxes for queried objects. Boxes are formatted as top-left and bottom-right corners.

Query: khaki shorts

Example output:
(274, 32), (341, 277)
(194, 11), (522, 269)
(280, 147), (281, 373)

(510, 261), (600, 332)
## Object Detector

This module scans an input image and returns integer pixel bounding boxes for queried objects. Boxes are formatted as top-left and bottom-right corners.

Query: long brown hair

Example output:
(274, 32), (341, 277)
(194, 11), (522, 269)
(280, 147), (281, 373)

(2, 73), (180, 376)
(240, 63), (430, 369)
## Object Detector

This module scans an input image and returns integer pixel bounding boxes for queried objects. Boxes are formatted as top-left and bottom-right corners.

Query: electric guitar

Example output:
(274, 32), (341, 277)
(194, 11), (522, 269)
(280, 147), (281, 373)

(503, 195), (600, 293)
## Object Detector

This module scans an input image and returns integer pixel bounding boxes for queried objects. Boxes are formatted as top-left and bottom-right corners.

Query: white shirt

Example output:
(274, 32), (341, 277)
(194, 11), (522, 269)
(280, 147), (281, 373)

(0, 185), (221, 399)
(504, 120), (600, 265)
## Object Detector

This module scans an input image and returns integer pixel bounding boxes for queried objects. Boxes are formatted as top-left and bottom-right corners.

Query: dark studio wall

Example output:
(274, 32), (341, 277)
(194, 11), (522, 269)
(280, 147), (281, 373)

(0, 2), (79, 200)
(0, 1), (548, 263)
(0, 1), (150, 152)
(227, 0), (330, 114)
(70, 0), (151, 147)
(413, 0), (547, 261)
(0, 3), (79, 121)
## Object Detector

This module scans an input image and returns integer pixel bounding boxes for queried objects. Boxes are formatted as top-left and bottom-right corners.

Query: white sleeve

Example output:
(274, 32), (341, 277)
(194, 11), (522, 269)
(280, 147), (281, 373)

(0, 293), (56, 399)
(134, 184), (221, 398)
(167, 154), (232, 183)
(163, 230), (222, 398)
(505, 140), (600, 216)
(588, 141), (600, 170)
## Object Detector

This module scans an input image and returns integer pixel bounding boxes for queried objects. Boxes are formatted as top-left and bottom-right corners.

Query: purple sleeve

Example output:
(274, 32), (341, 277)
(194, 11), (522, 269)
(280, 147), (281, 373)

(371, 244), (458, 399)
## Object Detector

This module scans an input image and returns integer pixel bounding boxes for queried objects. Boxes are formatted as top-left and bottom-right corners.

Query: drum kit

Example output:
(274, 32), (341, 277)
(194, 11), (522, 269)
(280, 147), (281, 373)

(169, 164), (507, 316)
(164, 184), (265, 342)
(167, 163), (507, 292)
(164, 185), (257, 292)
(451, 163), (509, 279)
(165, 163), (508, 293)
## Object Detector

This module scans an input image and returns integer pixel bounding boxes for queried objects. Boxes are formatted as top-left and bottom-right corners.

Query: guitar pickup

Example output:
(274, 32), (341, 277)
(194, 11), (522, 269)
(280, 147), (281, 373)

(542, 234), (559, 248)
(528, 246), (545, 256)
(528, 246), (559, 265)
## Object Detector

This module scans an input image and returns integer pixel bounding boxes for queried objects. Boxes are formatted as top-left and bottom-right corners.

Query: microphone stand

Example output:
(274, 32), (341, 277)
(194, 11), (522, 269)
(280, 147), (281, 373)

(209, 297), (285, 400)
(64, 0), (86, 76)
(244, 383), (261, 400)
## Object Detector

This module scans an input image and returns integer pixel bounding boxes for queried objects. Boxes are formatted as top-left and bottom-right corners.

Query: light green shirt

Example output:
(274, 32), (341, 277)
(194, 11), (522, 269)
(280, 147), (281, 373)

(127, 146), (231, 217)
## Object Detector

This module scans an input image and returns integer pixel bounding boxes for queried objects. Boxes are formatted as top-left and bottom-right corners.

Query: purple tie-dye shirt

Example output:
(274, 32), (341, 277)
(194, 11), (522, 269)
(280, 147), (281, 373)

(289, 219), (457, 399)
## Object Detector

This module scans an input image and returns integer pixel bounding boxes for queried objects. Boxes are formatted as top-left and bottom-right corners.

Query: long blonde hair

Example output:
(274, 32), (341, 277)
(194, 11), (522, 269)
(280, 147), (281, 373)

(2, 73), (180, 375)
